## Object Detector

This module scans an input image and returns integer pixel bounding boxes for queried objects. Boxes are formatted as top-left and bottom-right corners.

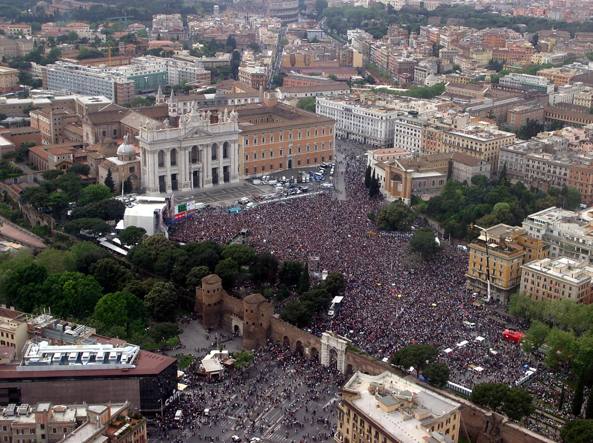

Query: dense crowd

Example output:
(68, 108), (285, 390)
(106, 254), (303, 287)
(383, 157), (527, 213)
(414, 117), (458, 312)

(170, 141), (567, 436)
(152, 342), (342, 442)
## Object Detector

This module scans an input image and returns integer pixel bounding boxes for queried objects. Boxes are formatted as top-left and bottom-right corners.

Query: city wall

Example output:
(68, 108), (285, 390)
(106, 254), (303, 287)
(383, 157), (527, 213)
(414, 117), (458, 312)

(198, 282), (553, 443)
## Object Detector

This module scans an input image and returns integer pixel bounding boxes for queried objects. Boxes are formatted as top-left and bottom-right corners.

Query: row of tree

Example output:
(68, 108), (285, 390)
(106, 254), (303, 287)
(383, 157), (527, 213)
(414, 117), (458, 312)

(509, 295), (593, 418)
(422, 175), (581, 239)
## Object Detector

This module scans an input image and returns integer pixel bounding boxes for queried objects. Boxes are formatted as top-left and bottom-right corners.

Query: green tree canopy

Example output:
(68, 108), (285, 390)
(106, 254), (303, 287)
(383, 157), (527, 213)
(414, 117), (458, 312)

(221, 244), (256, 266)
(561, 420), (593, 443)
(42, 271), (103, 319)
(297, 97), (316, 113)
(93, 291), (145, 337)
(423, 362), (450, 388)
(118, 226), (146, 246)
(376, 201), (415, 231)
(186, 266), (211, 288)
(390, 344), (438, 375)
(410, 228), (440, 259)
(90, 258), (133, 293)
(144, 281), (178, 321)
(79, 183), (112, 206)
(214, 258), (240, 289)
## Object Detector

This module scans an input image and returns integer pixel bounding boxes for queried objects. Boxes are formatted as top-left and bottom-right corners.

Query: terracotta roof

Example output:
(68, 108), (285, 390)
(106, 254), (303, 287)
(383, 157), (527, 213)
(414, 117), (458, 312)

(279, 83), (348, 93)
(0, 306), (26, 320)
(0, 350), (175, 379)
(86, 104), (130, 125)
(29, 144), (76, 161)
(451, 152), (484, 166)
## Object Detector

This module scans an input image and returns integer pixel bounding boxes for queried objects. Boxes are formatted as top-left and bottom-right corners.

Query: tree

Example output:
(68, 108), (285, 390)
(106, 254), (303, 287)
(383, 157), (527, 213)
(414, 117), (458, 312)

(251, 252), (279, 283)
(186, 266), (211, 288)
(118, 226), (146, 246)
(104, 168), (115, 192)
(423, 362), (449, 388)
(225, 35), (237, 51)
(55, 173), (82, 200)
(279, 261), (305, 287)
(144, 281), (178, 321)
(71, 199), (125, 221)
(297, 264), (310, 293)
(47, 191), (69, 218)
(561, 420), (593, 443)
(123, 176), (133, 194)
(70, 241), (108, 274)
(233, 350), (254, 369)
(281, 299), (311, 327)
(34, 248), (75, 274)
(364, 165), (372, 188)
(93, 291), (145, 337)
(390, 344), (437, 375)
(90, 258), (133, 293)
(573, 374), (585, 416)
(323, 272), (345, 297)
(214, 258), (240, 289)
(230, 49), (241, 80)
(1, 263), (47, 313)
(221, 244), (256, 266)
(64, 218), (110, 237)
(368, 172), (380, 198)
(471, 383), (510, 411)
(410, 228), (440, 259)
(297, 97), (316, 113)
(376, 201), (415, 231)
(42, 271), (103, 319)
(522, 320), (550, 352)
(79, 183), (112, 206)
(69, 163), (90, 176)
(502, 388), (534, 421)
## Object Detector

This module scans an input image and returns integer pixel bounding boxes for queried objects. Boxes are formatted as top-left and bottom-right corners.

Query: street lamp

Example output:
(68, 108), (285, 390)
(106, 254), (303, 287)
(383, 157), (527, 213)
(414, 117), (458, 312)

(473, 224), (492, 302)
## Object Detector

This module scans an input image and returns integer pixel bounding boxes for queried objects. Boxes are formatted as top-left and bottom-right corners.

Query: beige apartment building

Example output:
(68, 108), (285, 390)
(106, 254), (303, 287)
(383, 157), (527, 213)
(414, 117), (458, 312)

(520, 257), (593, 304)
(441, 126), (516, 174)
(0, 402), (147, 443)
(336, 371), (461, 443)
(0, 307), (28, 360)
(467, 224), (547, 303)
(0, 67), (19, 93)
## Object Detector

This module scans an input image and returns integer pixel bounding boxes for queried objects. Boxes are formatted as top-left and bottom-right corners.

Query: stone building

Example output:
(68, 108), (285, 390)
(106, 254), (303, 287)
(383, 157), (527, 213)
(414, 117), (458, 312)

(139, 108), (241, 194)
(466, 224), (548, 303)
(520, 257), (593, 304)
(97, 136), (141, 194)
(336, 371), (461, 443)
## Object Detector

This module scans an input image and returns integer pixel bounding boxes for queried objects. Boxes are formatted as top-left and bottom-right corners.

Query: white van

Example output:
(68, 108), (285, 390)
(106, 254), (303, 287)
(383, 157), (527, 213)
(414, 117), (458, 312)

(174, 410), (183, 421)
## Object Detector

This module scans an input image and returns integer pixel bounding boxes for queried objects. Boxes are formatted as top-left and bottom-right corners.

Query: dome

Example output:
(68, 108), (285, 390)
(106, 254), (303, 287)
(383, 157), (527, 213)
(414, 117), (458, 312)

(117, 135), (136, 157)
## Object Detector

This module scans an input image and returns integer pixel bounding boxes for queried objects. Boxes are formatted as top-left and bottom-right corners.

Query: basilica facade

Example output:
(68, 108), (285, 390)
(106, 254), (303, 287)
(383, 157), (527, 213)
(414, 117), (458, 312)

(139, 108), (241, 194)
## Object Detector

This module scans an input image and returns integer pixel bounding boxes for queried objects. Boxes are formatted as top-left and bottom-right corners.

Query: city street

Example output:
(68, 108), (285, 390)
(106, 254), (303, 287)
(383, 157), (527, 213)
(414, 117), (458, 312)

(152, 341), (341, 443)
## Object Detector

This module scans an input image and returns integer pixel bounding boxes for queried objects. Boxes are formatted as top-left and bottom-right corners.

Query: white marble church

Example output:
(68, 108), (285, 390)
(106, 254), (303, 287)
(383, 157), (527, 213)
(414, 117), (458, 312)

(138, 107), (241, 194)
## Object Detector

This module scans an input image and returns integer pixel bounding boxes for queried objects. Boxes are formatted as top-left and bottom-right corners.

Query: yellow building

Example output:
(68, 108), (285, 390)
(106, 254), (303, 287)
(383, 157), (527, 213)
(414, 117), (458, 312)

(0, 306), (28, 360)
(336, 371), (461, 443)
(467, 224), (548, 303)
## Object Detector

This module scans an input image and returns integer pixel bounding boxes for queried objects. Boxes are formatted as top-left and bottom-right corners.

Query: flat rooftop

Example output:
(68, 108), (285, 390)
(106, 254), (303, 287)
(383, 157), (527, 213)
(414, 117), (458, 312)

(344, 372), (459, 443)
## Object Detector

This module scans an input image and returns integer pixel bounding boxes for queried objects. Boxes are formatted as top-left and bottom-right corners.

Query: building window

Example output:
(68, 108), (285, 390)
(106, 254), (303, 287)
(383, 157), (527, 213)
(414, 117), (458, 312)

(158, 150), (165, 167)
(211, 143), (218, 160)
(170, 148), (177, 167)
(223, 142), (229, 159)
(191, 145), (199, 164)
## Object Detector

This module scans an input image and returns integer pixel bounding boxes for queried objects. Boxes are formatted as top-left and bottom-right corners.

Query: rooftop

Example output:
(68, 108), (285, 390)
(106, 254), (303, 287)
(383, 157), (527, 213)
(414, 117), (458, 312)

(343, 372), (459, 443)
(523, 257), (593, 284)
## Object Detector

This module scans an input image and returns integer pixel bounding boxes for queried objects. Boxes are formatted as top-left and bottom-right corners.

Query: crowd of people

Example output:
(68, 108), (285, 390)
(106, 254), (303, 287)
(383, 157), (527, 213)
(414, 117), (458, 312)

(170, 140), (566, 437)
(152, 341), (342, 442)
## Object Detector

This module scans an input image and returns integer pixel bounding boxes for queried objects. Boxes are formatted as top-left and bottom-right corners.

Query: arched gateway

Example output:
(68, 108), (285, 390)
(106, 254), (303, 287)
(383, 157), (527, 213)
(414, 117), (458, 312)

(320, 331), (350, 373)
